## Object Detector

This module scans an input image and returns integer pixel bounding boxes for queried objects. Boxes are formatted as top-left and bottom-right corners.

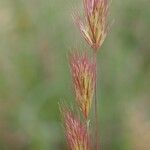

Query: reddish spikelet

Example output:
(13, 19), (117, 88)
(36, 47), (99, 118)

(61, 107), (90, 150)
(76, 0), (109, 52)
(70, 53), (96, 119)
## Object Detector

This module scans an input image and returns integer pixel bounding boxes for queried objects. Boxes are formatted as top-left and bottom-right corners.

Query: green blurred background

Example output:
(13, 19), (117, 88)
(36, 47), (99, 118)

(0, 0), (150, 149)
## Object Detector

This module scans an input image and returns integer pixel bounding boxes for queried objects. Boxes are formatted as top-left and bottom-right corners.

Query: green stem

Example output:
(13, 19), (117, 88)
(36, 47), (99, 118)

(94, 53), (100, 150)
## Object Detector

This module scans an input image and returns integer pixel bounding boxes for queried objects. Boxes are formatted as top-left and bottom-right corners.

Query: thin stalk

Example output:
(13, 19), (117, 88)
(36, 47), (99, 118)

(94, 52), (100, 150)
(86, 119), (90, 133)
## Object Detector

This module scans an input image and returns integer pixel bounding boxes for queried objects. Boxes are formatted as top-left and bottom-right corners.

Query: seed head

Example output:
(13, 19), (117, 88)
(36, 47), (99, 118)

(61, 107), (90, 150)
(76, 0), (109, 52)
(70, 53), (96, 119)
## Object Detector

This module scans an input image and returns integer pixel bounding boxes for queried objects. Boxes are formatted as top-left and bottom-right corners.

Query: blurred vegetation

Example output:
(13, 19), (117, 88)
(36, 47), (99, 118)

(0, 0), (150, 150)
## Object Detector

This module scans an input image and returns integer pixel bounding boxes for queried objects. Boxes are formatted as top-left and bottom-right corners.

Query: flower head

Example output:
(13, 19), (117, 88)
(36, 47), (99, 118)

(61, 106), (90, 150)
(76, 0), (109, 52)
(70, 53), (96, 119)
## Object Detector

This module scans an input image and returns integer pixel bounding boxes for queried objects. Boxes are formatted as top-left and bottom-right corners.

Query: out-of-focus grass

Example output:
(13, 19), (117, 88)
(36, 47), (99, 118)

(0, 0), (149, 150)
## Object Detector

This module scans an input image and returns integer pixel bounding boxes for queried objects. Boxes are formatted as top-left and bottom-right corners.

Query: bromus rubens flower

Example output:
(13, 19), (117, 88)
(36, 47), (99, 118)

(76, 0), (109, 52)
(70, 53), (96, 119)
(61, 106), (90, 150)
(60, 0), (111, 150)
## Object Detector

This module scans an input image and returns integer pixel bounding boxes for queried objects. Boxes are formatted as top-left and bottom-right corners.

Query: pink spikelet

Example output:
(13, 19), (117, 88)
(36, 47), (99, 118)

(76, 0), (109, 52)
(61, 107), (90, 150)
(69, 53), (96, 119)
